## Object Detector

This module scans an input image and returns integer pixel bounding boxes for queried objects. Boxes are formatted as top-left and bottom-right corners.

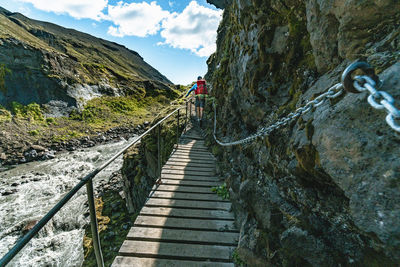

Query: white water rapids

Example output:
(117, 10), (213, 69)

(0, 136), (136, 266)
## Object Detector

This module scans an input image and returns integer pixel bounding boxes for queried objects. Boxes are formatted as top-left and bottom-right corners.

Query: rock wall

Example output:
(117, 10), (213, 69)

(0, 39), (78, 108)
(205, 0), (400, 266)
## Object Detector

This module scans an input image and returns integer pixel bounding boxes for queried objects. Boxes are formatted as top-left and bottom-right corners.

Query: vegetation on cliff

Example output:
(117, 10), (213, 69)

(204, 0), (400, 266)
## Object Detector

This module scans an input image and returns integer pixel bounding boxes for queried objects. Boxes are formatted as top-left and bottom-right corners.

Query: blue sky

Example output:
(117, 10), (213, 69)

(0, 0), (222, 85)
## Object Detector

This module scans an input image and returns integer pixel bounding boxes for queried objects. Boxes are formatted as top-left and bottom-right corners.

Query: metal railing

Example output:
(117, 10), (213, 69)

(0, 101), (191, 267)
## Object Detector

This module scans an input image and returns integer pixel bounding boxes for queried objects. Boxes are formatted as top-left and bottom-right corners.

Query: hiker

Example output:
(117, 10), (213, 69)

(185, 76), (208, 126)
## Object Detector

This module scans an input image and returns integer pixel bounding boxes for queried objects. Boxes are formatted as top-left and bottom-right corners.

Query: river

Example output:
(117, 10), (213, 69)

(0, 136), (135, 266)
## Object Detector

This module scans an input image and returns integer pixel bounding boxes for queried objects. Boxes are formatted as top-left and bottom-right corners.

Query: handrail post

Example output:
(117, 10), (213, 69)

(189, 99), (192, 120)
(157, 124), (161, 178)
(177, 109), (180, 146)
(185, 101), (188, 133)
(86, 180), (104, 267)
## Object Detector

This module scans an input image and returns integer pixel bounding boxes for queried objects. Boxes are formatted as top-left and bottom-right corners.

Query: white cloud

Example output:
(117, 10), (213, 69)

(159, 1), (222, 57)
(18, 0), (222, 57)
(19, 0), (108, 20)
(107, 1), (170, 38)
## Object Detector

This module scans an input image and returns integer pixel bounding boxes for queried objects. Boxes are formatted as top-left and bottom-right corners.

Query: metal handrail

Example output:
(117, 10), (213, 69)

(0, 105), (187, 267)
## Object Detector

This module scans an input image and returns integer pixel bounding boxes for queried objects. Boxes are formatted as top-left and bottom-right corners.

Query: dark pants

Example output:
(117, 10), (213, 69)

(195, 97), (205, 108)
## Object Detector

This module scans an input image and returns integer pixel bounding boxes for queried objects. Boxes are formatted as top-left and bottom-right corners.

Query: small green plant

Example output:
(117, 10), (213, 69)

(28, 129), (40, 136)
(25, 103), (44, 121)
(46, 117), (57, 125)
(232, 249), (246, 266)
(0, 106), (11, 123)
(11, 101), (24, 115)
(11, 102), (44, 121)
(211, 182), (230, 200)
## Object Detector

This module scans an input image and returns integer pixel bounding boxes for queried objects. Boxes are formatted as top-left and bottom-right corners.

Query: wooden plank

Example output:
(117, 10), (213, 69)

(173, 148), (212, 154)
(161, 173), (219, 181)
(112, 127), (239, 267)
(119, 240), (235, 261)
(112, 256), (234, 267)
(181, 135), (204, 140)
(134, 216), (237, 231)
(161, 171), (215, 176)
(145, 198), (231, 210)
(164, 161), (212, 168)
(157, 179), (220, 187)
(177, 142), (207, 147)
(139, 206), (234, 220)
(172, 150), (213, 157)
(163, 164), (215, 170)
(177, 143), (207, 148)
(148, 191), (227, 202)
(179, 142), (205, 147)
(167, 156), (215, 164)
(162, 165), (215, 173)
(154, 185), (215, 193)
(176, 146), (209, 152)
(168, 155), (215, 162)
(126, 227), (238, 245)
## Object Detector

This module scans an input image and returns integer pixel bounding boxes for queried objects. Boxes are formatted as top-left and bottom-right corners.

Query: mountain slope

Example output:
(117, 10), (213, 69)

(0, 7), (174, 109)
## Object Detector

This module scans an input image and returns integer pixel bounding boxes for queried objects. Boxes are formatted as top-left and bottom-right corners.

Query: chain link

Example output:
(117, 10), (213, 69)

(213, 83), (344, 146)
(212, 67), (400, 147)
(213, 61), (400, 146)
(353, 75), (400, 132)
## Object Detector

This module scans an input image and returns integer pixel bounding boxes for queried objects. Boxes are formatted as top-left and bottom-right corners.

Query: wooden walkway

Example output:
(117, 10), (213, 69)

(112, 127), (238, 266)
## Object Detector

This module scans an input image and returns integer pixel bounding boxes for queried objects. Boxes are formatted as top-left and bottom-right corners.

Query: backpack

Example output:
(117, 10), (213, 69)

(195, 80), (208, 95)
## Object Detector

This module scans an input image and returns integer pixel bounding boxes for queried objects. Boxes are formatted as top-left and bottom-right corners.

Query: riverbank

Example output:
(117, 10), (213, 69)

(0, 122), (149, 167)
(0, 86), (186, 167)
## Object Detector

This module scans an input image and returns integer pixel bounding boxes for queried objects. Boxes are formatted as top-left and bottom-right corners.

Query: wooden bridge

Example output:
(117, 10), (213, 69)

(112, 127), (239, 266)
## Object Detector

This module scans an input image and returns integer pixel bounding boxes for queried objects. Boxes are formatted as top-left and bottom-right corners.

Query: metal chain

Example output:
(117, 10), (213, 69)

(353, 75), (400, 132)
(213, 83), (344, 146)
(212, 62), (400, 147)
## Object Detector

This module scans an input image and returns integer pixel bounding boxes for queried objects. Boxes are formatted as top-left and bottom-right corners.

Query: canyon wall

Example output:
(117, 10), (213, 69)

(205, 0), (400, 265)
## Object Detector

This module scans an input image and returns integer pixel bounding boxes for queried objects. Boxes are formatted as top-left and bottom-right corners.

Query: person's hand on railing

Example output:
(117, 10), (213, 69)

(185, 96), (194, 104)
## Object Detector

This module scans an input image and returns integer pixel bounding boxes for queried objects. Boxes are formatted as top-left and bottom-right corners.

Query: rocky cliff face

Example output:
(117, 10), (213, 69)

(205, 0), (400, 266)
(0, 7), (172, 112)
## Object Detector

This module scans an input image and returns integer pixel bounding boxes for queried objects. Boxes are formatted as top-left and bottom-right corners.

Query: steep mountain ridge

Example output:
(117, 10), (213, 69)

(205, 0), (400, 266)
(0, 7), (173, 110)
